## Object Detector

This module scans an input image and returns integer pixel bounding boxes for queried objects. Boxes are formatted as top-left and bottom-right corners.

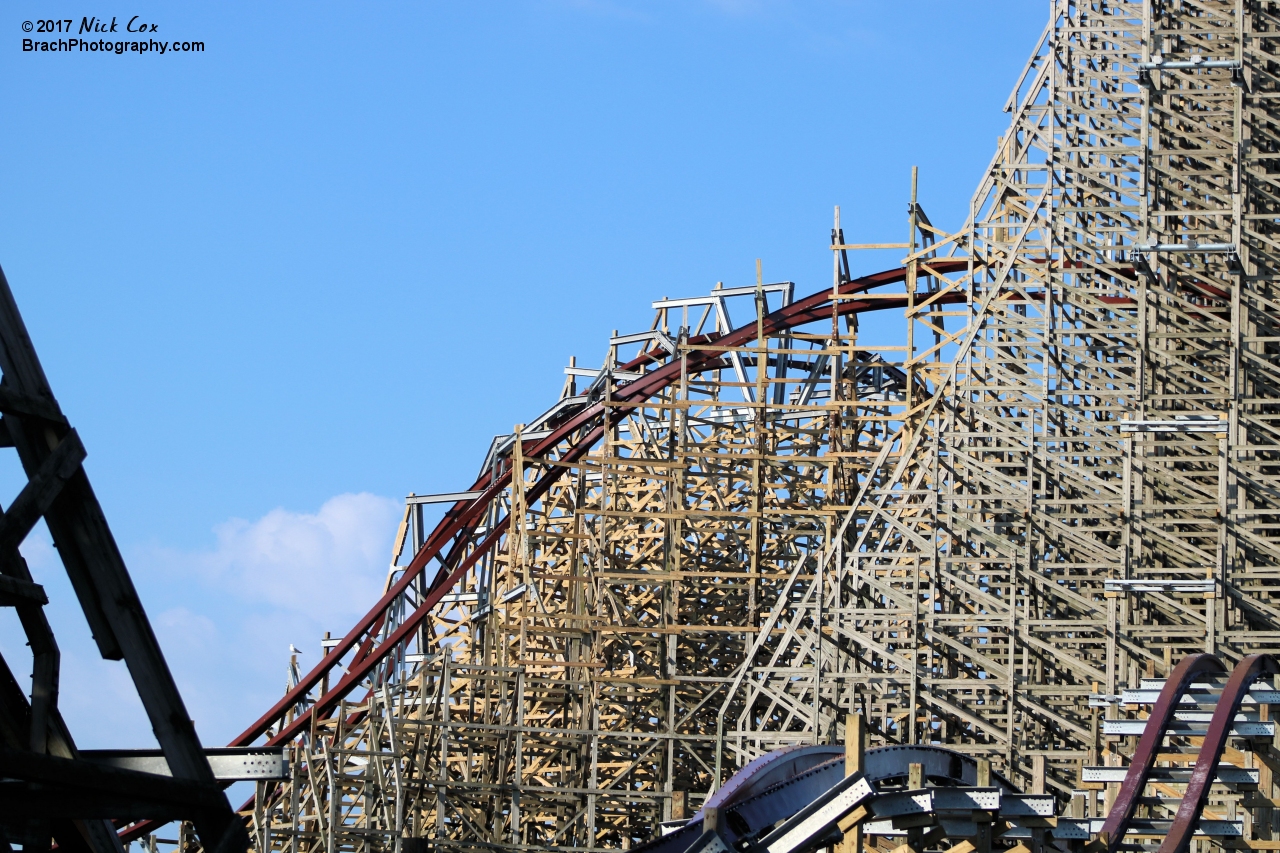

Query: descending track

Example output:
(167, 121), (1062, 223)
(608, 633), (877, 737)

(119, 260), (974, 846)
(1100, 654), (1228, 851)
(234, 261), (970, 752)
(1099, 653), (1280, 853)
(1161, 656), (1280, 853)
(123, 2), (1280, 850)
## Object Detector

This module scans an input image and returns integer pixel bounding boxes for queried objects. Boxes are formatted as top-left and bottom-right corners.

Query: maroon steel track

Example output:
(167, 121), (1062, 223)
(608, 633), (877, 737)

(225, 260), (970, 752)
(114, 264), (973, 843)
(1100, 653), (1280, 853)
(1159, 654), (1280, 853)
(118, 259), (1177, 842)
(1100, 653), (1227, 852)
(110, 265), (969, 843)
(236, 261), (1162, 751)
(117, 258), (1193, 843)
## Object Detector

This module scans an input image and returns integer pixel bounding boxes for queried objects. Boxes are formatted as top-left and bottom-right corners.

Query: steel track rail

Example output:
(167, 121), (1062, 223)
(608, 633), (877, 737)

(114, 263), (967, 843)
(238, 258), (1163, 751)
(121, 256), (1164, 842)
(231, 261), (971, 751)
(1099, 653), (1226, 853)
(1099, 653), (1280, 853)
(1159, 654), (1280, 853)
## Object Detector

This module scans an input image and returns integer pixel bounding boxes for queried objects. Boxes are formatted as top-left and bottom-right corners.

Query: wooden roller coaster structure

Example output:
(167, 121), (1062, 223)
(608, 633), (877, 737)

(114, 1), (1280, 851)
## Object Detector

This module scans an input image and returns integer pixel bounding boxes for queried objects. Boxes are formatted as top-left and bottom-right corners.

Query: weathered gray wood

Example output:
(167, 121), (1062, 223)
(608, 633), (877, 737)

(0, 429), (84, 556)
(0, 574), (46, 606)
(0, 265), (245, 853)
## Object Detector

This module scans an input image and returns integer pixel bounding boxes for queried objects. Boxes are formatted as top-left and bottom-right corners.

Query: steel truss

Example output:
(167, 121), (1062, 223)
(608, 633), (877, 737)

(141, 2), (1280, 852)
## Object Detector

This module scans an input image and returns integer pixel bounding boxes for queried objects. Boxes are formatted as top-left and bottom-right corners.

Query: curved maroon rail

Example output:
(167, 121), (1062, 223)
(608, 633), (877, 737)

(234, 259), (1165, 752)
(114, 261), (1171, 842)
(227, 260), (970, 751)
(1159, 654), (1280, 853)
(119, 264), (980, 842)
(1100, 653), (1227, 852)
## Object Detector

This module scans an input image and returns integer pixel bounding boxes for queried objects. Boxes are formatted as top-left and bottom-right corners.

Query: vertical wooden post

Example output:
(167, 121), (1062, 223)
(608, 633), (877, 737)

(978, 762), (994, 853)
(905, 762), (926, 853)
(974, 821), (992, 853)
(840, 714), (866, 853)
(671, 791), (686, 823)
(1103, 749), (1119, 819)
(1260, 704), (1275, 840)
(748, 259), (765, 630)
(975, 759), (994, 853)
(908, 762), (924, 790)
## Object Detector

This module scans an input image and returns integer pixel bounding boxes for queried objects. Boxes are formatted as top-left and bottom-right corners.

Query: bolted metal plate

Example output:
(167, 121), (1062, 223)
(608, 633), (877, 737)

(860, 820), (903, 837)
(1051, 819), (1091, 840)
(80, 747), (288, 781)
(1126, 820), (1243, 838)
(869, 791), (934, 817)
(1082, 765), (1258, 784)
(1101, 719), (1273, 737)
(931, 788), (1001, 811)
(763, 775), (875, 853)
(1000, 794), (1055, 817)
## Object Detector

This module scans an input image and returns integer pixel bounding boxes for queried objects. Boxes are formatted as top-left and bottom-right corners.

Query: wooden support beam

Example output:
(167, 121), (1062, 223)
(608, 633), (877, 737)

(840, 714), (866, 853)
(0, 574), (46, 606)
(0, 267), (244, 853)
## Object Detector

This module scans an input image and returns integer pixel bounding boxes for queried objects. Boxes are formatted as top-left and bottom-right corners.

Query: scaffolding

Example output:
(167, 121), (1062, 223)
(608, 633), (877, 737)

(193, 2), (1280, 852)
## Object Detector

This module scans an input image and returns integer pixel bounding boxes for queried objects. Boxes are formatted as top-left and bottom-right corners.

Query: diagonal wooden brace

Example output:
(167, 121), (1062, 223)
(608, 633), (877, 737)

(0, 385), (65, 424)
(0, 428), (86, 556)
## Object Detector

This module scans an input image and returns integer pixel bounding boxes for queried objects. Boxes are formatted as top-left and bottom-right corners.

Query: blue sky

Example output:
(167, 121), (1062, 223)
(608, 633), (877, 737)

(0, 1), (1045, 750)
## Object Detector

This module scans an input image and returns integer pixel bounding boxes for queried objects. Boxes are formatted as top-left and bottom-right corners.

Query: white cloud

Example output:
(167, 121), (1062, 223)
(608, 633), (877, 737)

(181, 492), (401, 624)
(0, 494), (406, 749)
(145, 493), (403, 742)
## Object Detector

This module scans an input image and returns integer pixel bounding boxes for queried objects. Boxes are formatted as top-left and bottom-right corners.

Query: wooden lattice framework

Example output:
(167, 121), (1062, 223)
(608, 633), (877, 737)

(162, 2), (1280, 852)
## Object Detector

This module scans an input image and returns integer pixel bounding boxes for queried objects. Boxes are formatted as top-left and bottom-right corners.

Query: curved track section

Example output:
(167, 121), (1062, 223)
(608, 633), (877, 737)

(1100, 653), (1226, 851)
(96, 4), (1280, 849)
(697, 744), (843, 819)
(1098, 653), (1280, 853)
(641, 744), (1025, 853)
(693, 743), (1016, 826)
(1159, 654), (1280, 853)
(235, 261), (969, 750)
(639, 756), (848, 853)
(859, 744), (1016, 791)
(122, 259), (976, 846)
